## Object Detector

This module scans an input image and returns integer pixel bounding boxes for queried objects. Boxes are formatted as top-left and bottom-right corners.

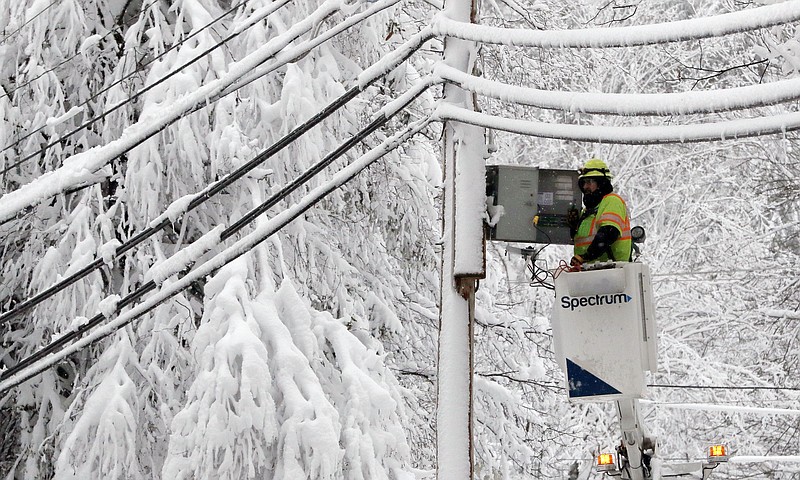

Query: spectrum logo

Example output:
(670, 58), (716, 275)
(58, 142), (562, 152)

(561, 293), (632, 311)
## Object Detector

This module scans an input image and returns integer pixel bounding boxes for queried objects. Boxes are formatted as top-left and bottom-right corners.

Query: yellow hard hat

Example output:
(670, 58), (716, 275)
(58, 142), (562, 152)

(578, 158), (613, 179)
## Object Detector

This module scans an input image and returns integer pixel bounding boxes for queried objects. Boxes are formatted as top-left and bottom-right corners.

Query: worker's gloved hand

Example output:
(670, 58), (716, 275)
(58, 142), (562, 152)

(566, 208), (579, 229)
(569, 254), (584, 271)
(567, 207), (580, 238)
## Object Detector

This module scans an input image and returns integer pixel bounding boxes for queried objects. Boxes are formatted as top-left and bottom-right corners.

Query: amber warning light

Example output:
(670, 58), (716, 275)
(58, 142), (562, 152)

(596, 453), (616, 472)
(708, 444), (729, 462)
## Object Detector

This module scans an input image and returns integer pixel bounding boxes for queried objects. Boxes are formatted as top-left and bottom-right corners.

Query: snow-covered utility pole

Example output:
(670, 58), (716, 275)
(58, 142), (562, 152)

(436, 0), (485, 474)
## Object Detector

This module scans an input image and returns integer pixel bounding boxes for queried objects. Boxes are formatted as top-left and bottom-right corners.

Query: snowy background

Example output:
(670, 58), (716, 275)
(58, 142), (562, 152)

(0, 0), (798, 478)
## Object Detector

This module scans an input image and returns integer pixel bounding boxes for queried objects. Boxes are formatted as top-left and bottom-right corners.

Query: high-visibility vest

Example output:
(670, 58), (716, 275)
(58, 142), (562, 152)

(573, 193), (632, 262)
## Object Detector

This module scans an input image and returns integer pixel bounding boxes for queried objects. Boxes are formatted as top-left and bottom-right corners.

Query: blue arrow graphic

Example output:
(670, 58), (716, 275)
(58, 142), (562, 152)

(566, 358), (621, 397)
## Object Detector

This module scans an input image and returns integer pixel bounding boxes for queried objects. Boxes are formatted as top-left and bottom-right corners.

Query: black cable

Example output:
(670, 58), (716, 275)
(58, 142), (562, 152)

(526, 252), (554, 290)
(0, 17), (426, 327)
(525, 222), (554, 289)
(0, 0), (163, 104)
(0, 85), (361, 328)
(0, 0), (258, 176)
(2, 56), (82, 102)
(0, 281), (159, 385)
(0, 0), (59, 45)
(649, 384), (800, 392)
(0, 99), (429, 391)
(0, 0), (407, 170)
(0, 2), (416, 264)
(222, 111), (393, 237)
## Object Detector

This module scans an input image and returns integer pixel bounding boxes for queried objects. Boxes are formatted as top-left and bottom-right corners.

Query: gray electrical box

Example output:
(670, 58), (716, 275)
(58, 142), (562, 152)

(486, 165), (582, 245)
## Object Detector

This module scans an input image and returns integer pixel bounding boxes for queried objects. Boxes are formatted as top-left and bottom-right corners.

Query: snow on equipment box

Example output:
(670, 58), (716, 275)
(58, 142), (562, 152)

(551, 262), (657, 402)
(485, 165), (581, 245)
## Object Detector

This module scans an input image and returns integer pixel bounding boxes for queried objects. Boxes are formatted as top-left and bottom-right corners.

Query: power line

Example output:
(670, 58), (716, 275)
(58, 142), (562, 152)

(0, 0), (263, 176)
(649, 384), (800, 392)
(0, 0), (422, 329)
(0, 86), (359, 327)
(0, 100), (431, 392)
(0, 0), (406, 231)
(216, 0), (406, 97)
(0, 0), (162, 104)
(507, 382), (800, 393)
(0, 0), (59, 45)
(652, 267), (799, 277)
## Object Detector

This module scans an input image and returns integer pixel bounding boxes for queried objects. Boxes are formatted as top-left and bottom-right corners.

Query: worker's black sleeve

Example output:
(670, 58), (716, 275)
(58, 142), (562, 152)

(583, 225), (620, 261)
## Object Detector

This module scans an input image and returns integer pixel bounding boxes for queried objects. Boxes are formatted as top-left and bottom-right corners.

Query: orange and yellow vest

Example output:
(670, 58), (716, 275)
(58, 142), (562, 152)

(573, 193), (632, 262)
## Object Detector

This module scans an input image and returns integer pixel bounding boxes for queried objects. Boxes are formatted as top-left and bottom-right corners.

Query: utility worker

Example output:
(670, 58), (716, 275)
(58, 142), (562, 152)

(568, 159), (632, 270)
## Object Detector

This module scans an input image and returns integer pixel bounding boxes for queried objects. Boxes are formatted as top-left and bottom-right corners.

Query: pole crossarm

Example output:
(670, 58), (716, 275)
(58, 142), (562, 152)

(432, 0), (800, 48)
(434, 63), (800, 116)
(435, 103), (800, 144)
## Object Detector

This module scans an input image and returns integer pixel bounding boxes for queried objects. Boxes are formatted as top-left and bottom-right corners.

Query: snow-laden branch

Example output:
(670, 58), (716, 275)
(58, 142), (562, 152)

(0, 118), (431, 393)
(377, 75), (439, 118)
(231, 0), (292, 35)
(433, 0), (800, 48)
(762, 308), (800, 319)
(223, 0), (405, 95)
(143, 225), (224, 285)
(435, 63), (800, 115)
(0, 0), (346, 224)
(435, 103), (800, 144)
(358, 27), (435, 88)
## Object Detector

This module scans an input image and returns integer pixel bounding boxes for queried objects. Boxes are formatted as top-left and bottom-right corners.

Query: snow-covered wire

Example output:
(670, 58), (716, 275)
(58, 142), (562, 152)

(432, 1), (800, 48)
(0, 28), (429, 329)
(435, 103), (800, 144)
(218, 0), (406, 97)
(0, 0), (163, 105)
(0, 0), (416, 226)
(435, 63), (800, 116)
(0, 0), (276, 175)
(0, 114), (432, 393)
(649, 384), (800, 392)
(652, 267), (800, 277)
(223, 77), (435, 235)
(0, 0), (59, 45)
(641, 400), (800, 416)
(729, 456), (800, 464)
